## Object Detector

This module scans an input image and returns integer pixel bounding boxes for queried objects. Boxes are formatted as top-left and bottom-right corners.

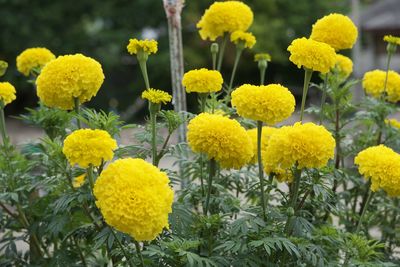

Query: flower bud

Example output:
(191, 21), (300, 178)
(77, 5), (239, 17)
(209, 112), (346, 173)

(0, 61), (8, 77)
(211, 43), (219, 54)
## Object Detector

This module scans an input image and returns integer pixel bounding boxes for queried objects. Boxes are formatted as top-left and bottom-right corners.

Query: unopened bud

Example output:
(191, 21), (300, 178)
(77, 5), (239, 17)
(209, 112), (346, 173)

(0, 60), (8, 77)
(211, 43), (219, 54)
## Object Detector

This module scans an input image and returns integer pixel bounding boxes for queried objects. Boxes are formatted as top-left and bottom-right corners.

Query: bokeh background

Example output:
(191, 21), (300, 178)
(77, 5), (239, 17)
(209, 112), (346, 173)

(1, 0), (397, 122)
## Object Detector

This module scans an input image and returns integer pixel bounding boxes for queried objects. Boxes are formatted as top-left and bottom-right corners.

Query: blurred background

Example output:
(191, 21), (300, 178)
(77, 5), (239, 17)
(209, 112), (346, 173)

(0, 0), (399, 122)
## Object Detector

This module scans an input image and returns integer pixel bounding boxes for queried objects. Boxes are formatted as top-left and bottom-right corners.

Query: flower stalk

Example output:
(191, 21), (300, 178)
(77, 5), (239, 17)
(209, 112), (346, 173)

(300, 68), (313, 121)
(257, 120), (267, 220)
(137, 51), (150, 89)
(74, 97), (82, 129)
(204, 159), (217, 215)
(319, 74), (328, 124)
(149, 102), (160, 166)
(0, 101), (9, 146)
(216, 34), (228, 71)
(227, 45), (244, 95)
(211, 43), (219, 70)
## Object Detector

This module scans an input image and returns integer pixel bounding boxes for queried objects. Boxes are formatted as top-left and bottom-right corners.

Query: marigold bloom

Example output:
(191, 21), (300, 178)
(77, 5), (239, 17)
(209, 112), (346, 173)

(187, 113), (253, 169)
(386, 118), (400, 129)
(127, 38), (158, 55)
(254, 53), (271, 62)
(355, 145), (400, 197)
(310, 13), (358, 50)
(63, 129), (117, 168)
(94, 158), (174, 241)
(182, 68), (223, 93)
(16, 47), (55, 76)
(288, 37), (336, 74)
(142, 89), (172, 104)
(247, 126), (278, 164)
(333, 54), (353, 78)
(362, 70), (400, 102)
(231, 84), (295, 125)
(36, 54), (105, 110)
(0, 82), (16, 106)
(197, 1), (253, 41)
(384, 35), (400, 46)
(73, 174), (86, 188)
(262, 122), (335, 171)
(230, 31), (256, 49)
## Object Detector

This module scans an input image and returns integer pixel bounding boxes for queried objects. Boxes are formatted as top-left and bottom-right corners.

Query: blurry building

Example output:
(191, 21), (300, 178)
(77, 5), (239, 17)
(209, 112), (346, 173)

(359, 0), (400, 73)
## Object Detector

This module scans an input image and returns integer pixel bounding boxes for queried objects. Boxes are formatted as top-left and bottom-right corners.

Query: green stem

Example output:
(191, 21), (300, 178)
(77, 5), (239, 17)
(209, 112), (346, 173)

(299, 69), (313, 122)
(150, 106), (157, 166)
(355, 189), (374, 233)
(0, 102), (9, 146)
(72, 236), (88, 267)
(284, 167), (302, 235)
(199, 93), (208, 113)
(217, 34), (228, 71)
(86, 165), (95, 192)
(257, 121), (266, 221)
(204, 159), (217, 215)
(260, 67), (266, 86)
(383, 52), (393, 96)
(228, 48), (243, 95)
(133, 240), (145, 267)
(319, 74), (328, 125)
(138, 59), (150, 89)
(111, 229), (135, 267)
(74, 97), (82, 129)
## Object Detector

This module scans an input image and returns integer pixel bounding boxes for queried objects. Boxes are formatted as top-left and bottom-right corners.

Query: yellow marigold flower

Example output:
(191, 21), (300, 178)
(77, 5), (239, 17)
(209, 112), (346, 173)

(197, 1), (253, 41)
(310, 13), (358, 50)
(62, 129), (117, 168)
(36, 54), (105, 110)
(262, 122), (335, 171)
(247, 126), (278, 164)
(94, 158), (174, 241)
(73, 174), (85, 188)
(288, 37), (336, 74)
(187, 113), (253, 169)
(362, 70), (400, 102)
(355, 145), (400, 197)
(386, 118), (400, 129)
(141, 89), (172, 104)
(231, 84), (295, 125)
(16, 47), (55, 76)
(254, 53), (271, 62)
(182, 68), (223, 93)
(0, 82), (16, 106)
(384, 35), (400, 46)
(127, 38), (158, 55)
(333, 54), (353, 78)
(230, 31), (256, 49)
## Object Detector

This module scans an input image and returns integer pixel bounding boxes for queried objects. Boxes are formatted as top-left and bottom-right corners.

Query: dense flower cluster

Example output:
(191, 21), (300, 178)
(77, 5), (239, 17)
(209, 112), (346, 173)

(333, 54), (353, 78)
(127, 39), (158, 55)
(362, 70), (400, 102)
(386, 118), (400, 129)
(142, 89), (172, 104)
(0, 82), (16, 106)
(247, 126), (278, 164)
(187, 113), (253, 169)
(254, 53), (271, 62)
(182, 68), (223, 93)
(62, 129), (117, 168)
(36, 54), (105, 110)
(197, 1), (253, 41)
(262, 122), (335, 171)
(231, 84), (295, 124)
(230, 31), (256, 49)
(310, 13), (358, 50)
(16, 47), (55, 76)
(355, 145), (400, 197)
(94, 158), (174, 241)
(384, 35), (400, 46)
(288, 37), (336, 74)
